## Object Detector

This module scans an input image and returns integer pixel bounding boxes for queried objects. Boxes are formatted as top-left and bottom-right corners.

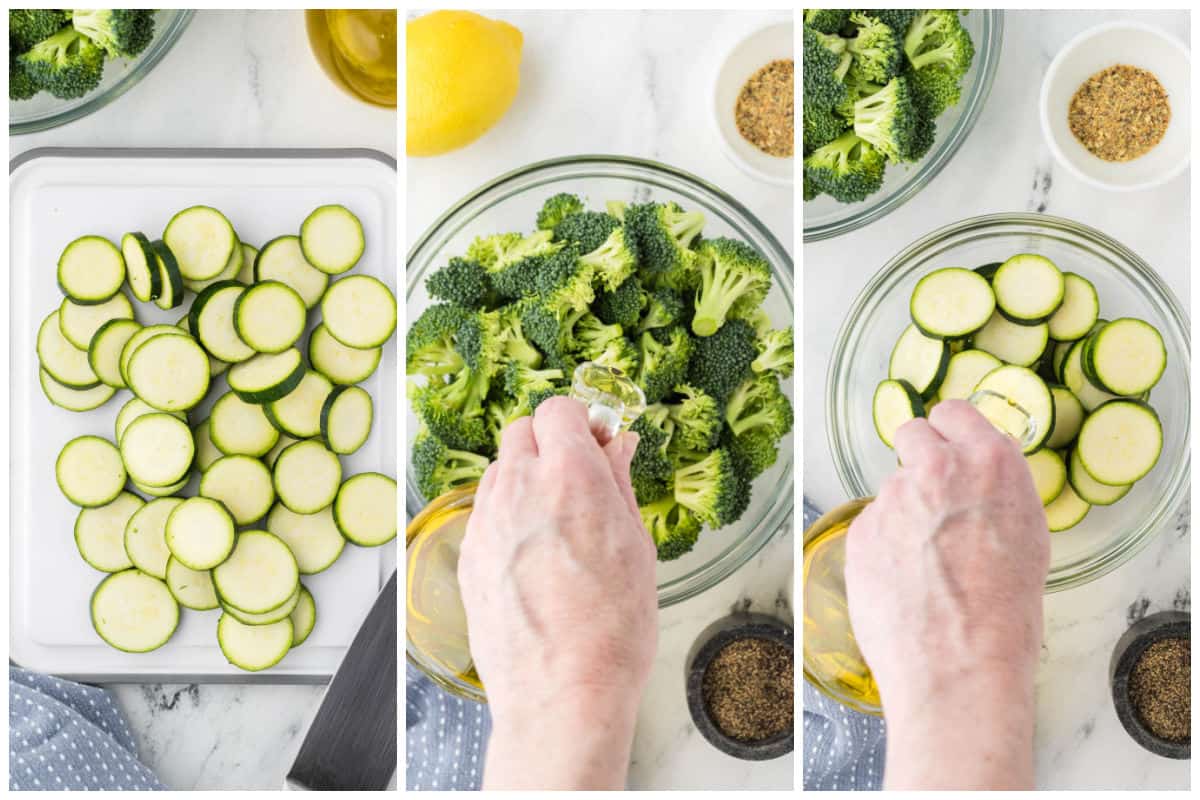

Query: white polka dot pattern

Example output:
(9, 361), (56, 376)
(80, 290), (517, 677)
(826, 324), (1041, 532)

(405, 665), (489, 791)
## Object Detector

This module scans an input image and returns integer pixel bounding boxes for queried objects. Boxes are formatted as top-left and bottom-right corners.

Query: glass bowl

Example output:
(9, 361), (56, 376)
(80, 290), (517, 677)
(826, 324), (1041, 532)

(10, 10), (194, 135)
(803, 10), (1004, 242)
(406, 155), (795, 609)
(827, 213), (1190, 592)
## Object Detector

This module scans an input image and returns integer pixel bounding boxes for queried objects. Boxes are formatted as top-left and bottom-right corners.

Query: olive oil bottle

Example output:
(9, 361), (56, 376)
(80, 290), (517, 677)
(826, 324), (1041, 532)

(306, 10), (397, 107)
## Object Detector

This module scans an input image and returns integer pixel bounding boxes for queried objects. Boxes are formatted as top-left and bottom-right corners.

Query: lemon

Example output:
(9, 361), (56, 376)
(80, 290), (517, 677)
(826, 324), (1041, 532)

(406, 11), (523, 156)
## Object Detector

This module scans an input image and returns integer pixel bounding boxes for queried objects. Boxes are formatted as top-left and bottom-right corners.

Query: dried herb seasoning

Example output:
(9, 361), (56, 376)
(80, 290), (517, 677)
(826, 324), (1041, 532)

(1068, 64), (1170, 162)
(1129, 637), (1189, 742)
(701, 636), (793, 741)
(735, 59), (794, 158)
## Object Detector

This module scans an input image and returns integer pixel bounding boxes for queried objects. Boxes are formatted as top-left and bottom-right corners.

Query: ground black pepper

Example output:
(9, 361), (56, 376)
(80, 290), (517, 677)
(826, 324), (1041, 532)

(735, 60), (795, 158)
(701, 636), (793, 742)
(1129, 637), (1189, 742)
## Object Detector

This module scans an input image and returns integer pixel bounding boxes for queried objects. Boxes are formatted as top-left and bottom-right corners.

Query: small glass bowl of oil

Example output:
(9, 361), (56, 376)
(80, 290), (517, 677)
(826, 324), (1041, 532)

(305, 10), (396, 108)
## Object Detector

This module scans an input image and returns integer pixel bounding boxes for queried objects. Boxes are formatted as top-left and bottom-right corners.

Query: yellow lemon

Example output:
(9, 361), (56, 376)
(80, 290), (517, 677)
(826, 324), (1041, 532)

(406, 11), (523, 156)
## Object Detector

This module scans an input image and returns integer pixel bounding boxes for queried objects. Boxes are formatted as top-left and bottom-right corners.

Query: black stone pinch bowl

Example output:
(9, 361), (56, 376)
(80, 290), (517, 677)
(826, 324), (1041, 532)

(1109, 609), (1190, 760)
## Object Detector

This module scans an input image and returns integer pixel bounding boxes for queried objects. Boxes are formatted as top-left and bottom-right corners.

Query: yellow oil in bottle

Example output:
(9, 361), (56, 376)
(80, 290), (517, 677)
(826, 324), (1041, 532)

(305, 10), (397, 107)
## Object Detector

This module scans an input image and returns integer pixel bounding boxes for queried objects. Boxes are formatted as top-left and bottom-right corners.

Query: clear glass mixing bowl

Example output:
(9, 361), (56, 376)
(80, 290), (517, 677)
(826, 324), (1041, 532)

(406, 155), (795, 608)
(827, 213), (1190, 592)
(803, 10), (1004, 242)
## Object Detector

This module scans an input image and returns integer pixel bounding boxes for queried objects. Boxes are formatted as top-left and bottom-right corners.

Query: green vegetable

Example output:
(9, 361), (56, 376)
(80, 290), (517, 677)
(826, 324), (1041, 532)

(803, 9), (850, 35)
(691, 238), (772, 337)
(594, 276), (646, 328)
(674, 448), (749, 528)
(846, 12), (902, 84)
(685, 318), (758, 404)
(536, 192), (585, 231)
(803, 131), (886, 204)
(18, 26), (105, 100)
(554, 211), (621, 254)
(625, 201), (705, 289)
(753, 326), (794, 378)
(10, 48), (39, 100)
(413, 429), (490, 499)
(10, 10), (69, 53)
(640, 494), (702, 561)
(425, 257), (493, 309)
(72, 9), (155, 59)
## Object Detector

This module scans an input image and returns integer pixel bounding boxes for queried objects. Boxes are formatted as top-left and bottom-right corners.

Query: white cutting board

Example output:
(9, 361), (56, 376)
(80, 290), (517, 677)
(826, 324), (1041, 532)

(10, 149), (397, 682)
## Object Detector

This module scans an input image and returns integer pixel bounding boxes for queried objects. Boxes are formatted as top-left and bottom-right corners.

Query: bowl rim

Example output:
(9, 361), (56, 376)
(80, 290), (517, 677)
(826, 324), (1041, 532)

(826, 211), (1190, 593)
(1038, 20), (1192, 193)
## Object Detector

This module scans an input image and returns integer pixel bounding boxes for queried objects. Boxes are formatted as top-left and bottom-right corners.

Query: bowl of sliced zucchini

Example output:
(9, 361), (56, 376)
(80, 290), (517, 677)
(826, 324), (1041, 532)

(829, 213), (1189, 592)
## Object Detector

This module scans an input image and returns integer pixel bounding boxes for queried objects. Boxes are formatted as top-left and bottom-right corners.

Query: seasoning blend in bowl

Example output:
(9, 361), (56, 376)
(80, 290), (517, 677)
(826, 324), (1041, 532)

(1110, 610), (1189, 759)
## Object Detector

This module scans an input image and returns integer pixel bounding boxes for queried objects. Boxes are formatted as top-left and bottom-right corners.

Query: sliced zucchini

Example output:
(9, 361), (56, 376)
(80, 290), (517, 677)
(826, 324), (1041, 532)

(40, 369), (115, 412)
(150, 239), (185, 311)
(266, 370), (333, 439)
(300, 204), (364, 275)
(308, 323), (382, 385)
(119, 324), (187, 388)
(1052, 340), (1074, 381)
(209, 390), (280, 457)
(120, 412), (194, 487)
(88, 318), (141, 389)
(212, 530), (299, 614)
(227, 349), (305, 404)
(115, 397), (187, 443)
(873, 379), (925, 448)
(321, 275), (397, 349)
(972, 312), (1049, 367)
(1044, 482), (1090, 532)
(222, 584), (301, 626)
(122, 232), (162, 302)
(1061, 338), (1122, 412)
(1076, 400), (1162, 485)
(57, 435), (125, 507)
(163, 205), (237, 281)
(233, 280), (307, 354)
(191, 280), (255, 363)
(1047, 273), (1099, 341)
(888, 324), (949, 399)
(75, 492), (143, 572)
(973, 365), (1054, 453)
(192, 418), (224, 472)
(1080, 318), (1166, 396)
(265, 434), (301, 468)
(124, 497), (184, 580)
(57, 236), (125, 304)
(1045, 386), (1085, 450)
(320, 385), (373, 455)
(59, 292), (135, 350)
(1025, 449), (1067, 506)
(183, 230), (243, 293)
(290, 586), (316, 647)
(266, 503), (345, 574)
(133, 476), (189, 498)
(126, 333), (211, 412)
(993, 254), (1064, 324)
(237, 243), (258, 284)
(200, 455), (275, 526)
(176, 314), (228, 378)
(165, 556), (220, 611)
(1068, 447), (1132, 506)
(217, 614), (293, 671)
(255, 235), (329, 309)
(909, 267), (995, 339)
(334, 472), (397, 546)
(273, 440), (342, 514)
(91, 569), (179, 653)
(165, 497), (236, 570)
(38, 310), (100, 389)
(936, 350), (1001, 402)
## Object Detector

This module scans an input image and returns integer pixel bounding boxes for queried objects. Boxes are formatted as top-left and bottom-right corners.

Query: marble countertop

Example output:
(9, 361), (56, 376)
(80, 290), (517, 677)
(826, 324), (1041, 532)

(803, 10), (1189, 790)
(12, 10), (395, 790)
(407, 9), (795, 791)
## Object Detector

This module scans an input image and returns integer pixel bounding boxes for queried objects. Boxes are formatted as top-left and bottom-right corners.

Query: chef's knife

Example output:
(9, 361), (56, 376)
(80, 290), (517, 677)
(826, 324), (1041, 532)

(286, 570), (397, 790)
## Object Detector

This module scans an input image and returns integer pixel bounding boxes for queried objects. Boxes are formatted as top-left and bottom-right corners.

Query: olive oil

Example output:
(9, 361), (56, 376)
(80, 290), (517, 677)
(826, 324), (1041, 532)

(306, 10), (397, 107)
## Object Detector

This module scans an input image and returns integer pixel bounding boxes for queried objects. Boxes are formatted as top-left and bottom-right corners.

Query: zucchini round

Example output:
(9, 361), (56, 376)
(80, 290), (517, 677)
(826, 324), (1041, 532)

(58, 235), (125, 304)
(75, 492), (143, 572)
(212, 530), (299, 614)
(124, 497), (184, 580)
(909, 267), (995, 339)
(320, 385), (373, 455)
(321, 275), (397, 349)
(120, 412), (195, 488)
(122, 232), (162, 302)
(163, 205), (237, 281)
(57, 435), (126, 507)
(165, 497), (236, 571)
(217, 614), (293, 671)
(165, 556), (219, 611)
(91, 569), (179, 653)
(209, 390), (280, 458)
(300, 204), (365, 275)
(308, 323), (381, 385)
(266, 503), (345, 575)
(233, 280), (307, 354)
(200, 455), (275, 526)
(333, 472), (397, 546)
(255, 235), (329, 309)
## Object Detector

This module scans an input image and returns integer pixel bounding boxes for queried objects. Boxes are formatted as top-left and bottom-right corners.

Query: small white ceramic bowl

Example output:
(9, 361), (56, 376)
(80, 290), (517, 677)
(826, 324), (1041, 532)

(1040, 22), (1190, 192)
(711, 21), (793, 186)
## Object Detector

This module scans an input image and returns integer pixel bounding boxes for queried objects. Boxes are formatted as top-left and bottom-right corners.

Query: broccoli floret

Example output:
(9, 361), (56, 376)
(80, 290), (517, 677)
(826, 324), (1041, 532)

(635, 327), (692, 404)
(455, 310), (505, 374)
(904, 10), (974, 75)
(72, 9), (155, 59)
(554, 211), (621, 254)
(579, 225), (639, 291)
(802, 26), (851, 113)
(639, 494), (702, 561)
(411, 371), (493, 453)
(725, 425), (781, 481)
(690, 238), (772, 337)
(536, 192), (585, 231)
(673, 448), (749, 528)
(519, 298), (586, 371)
(852, 74), (923, 162)
(661, 384), (722, 452)
(862, 10), (919, 39)
(10, 10), (69, 52)
(752, 327), (794, 378)
(503, 361), (562, 398)
(10, 48), (39, 100)
(571, 312), (625, 359)
(910, 63), (963, 119)
(725, 373), (793, 439)
(406, 303), (469, 378)
(595, 276), (646, 328)
(490, 305), (543, 368)
(592, 336), (641, 377)
(845, 12), (902, 84)
(803, 10), (850, 35)
(803, 131), (886, 204)
(467, 230), (564, 300)
(803, 103), (848, 155)
(686, 318), (757, 404)
(803, 175), (821, 202)
(425, 257), (492, 309)
(535, 244), (594, 314)
(835, 71), (883, 122)
(638, 287), (686, 333)
(413, 429), (490, 499)
(629, 410), (675, 504)
(18, 27), (105, 100)
(626, 201), (705, 289)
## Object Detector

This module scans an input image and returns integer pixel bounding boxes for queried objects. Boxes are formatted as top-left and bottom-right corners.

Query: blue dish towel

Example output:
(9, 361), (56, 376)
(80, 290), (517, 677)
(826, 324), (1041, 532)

(9, 667), (164, 791)
(406, 664), (490, 791)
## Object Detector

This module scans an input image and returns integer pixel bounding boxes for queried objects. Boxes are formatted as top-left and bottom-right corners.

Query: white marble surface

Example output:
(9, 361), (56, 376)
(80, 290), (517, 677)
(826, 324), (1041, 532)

(803, 10), (1189, 790)
(406, 9), (795, 791)
(11, 10), (395, 790)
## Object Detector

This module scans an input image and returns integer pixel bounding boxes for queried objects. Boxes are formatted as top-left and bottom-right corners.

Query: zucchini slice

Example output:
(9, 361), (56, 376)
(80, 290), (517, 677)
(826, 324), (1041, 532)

(165, 497), (236, 570)
(150, 239), (185, 311)
(57, 435), (126, 507)
(183, 230), (243, 294)
(1046, 273), (1099, 341)
(308, 322), (382, 385)
(126, 333), (211, 412)
(909, 267), (995, 339)
(119, 324), (188, 388)
(237, 243), (258, 284)
(177, 314), (229, 378)
(200, 455), (275, 526)
(1025, 449), (1067, 506)
(57, 236), (125, 304)
(133, 476), (189, 499)
(1068, 447), (1132, 506)
(163, 205), (237, 281)
(936, 350), (1001, 402)
(209, 390), (281, 457)
(972, 312), (1049, 367)
(333, 472), (397, 546)
(191, 280), (256, 363)
(1044, 482), (1090, 532)
(1045, 385), (1085, 450)
(300, 204), (365, 275)
(255, 235), (329, 309)
(124, 497), (184, 580)
(40, 369), (115, 412)
(120, 413), (195, 487)
(320, 385), (373, 455)
(88, 318), (141, 389)
(888, 324), (949, 399)
(1052, 340), (1074, 381)
(75, 492), (143, 572)
(38, 310), (101, 389)
(973, 365), (1054, 454)
(1061, 338), (1122, 412)
(1076, 400), (1162, 485)
(115, 397), (187, 443)
(227, 349), (305, 404)
(192, 418), (224, 472)
(222, 584), (301, 626)
(266, 370), (334, 439)
(122, 232), (162, 302)
(59, 292), (135, 351)
(993, 254), (1065, 324)
(273, 440), (343, 514)
(873, 378), (925, 448)
(1080, 318), (1166, 396)
(233, 280), (307, 353)
(165, 556), (220, 611)
(212, 531), (299, 614)
(217, 614), (293, 672)
(290, 586), (316, 647)
(321, 275), (397, 349)
(266, 503), (345, 574)
(91, 569), (179, 653)
(265, 434), (301, 468)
